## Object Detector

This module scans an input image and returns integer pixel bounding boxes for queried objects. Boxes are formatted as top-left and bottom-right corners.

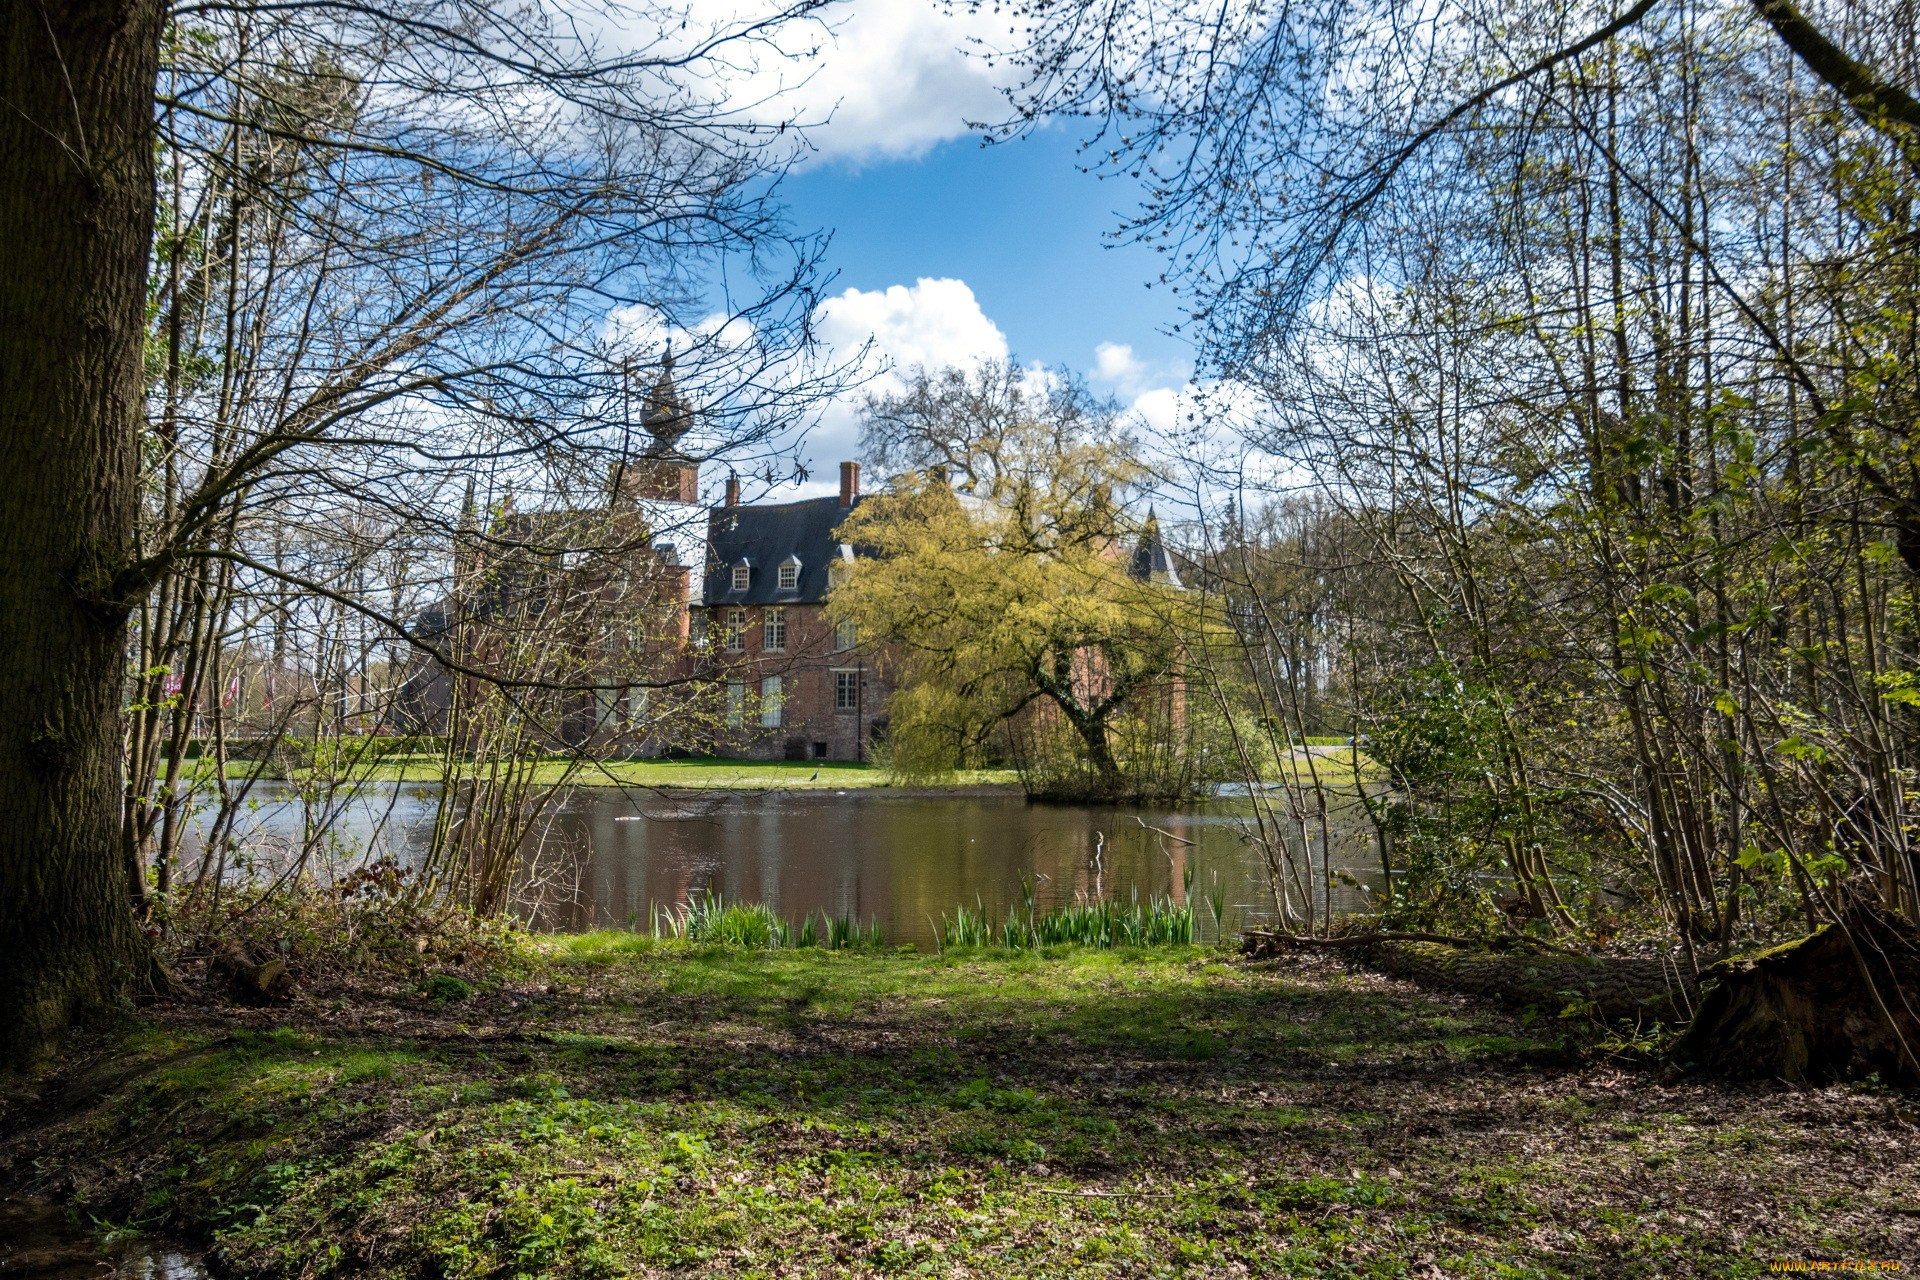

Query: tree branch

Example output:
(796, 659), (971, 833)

(1750, 0), (1920, 155)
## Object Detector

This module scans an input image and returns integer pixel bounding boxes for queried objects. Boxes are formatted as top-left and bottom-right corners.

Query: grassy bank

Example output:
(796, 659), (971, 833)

(5, 941), (1911, 1278)
(181, 749), (1371, 793)
(188, 755), (1021, 791)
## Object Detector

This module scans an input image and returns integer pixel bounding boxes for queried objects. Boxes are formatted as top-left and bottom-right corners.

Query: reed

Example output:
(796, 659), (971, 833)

(938, 881), (1196, 951)
(647, 894), (883, 951)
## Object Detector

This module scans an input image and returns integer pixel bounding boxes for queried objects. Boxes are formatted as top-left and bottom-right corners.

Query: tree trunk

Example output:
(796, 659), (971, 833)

(1245, 931), (1700, 1023)
(0, 0), (164, 1066)
(1672, 902), (1920, 1085)
(1065, 708), (1124, 794)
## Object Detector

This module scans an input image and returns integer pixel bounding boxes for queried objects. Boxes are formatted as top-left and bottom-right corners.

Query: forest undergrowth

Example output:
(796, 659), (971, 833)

(2, 926), (1914, 1279)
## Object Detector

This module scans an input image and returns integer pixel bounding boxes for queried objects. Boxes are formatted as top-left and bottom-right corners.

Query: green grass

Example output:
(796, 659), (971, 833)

(180, 750), (1369, 795)
(17, 944), (1913, 1278)
(939, 880), (1197, 950)
(181, 755), (1021, 790)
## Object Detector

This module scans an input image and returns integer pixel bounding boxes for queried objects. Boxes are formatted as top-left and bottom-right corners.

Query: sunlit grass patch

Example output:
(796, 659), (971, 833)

(18, 943), (1914, 1278)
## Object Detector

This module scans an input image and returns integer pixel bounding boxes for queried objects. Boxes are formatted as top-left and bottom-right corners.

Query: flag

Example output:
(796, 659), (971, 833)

(162, 672), (182, 697)
(222, 675), (239, 708)
(262, 670), (276, 709)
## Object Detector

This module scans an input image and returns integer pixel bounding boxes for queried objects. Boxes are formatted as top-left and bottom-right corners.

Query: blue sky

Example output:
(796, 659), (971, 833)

(784, 127), (1189, 380)
(656, 1), (1202, 495)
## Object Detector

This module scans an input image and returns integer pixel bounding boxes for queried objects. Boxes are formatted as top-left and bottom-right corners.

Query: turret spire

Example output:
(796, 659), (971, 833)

(643, 343), (692, 452)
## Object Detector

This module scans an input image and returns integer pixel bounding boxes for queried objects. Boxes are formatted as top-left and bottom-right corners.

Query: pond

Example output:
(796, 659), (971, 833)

(0, 1195), (207, 1279)
(186, 784), (1383, 948)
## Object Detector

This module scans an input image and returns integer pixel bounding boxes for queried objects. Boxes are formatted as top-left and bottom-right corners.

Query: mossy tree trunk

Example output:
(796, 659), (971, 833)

(1245, 931), (1701, 1023)
(0, 0), (164, 1067)
(1673, 903), (1920, 1085)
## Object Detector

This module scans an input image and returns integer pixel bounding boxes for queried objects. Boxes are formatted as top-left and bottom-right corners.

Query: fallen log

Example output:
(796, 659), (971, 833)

(1248, 905), (1920, 1083)
(1241, 929), (1698, 1023)
(1362, 940), (1696, 1023)
(1672, 902), (1920, 1085)
(209, 944), (294, 1005)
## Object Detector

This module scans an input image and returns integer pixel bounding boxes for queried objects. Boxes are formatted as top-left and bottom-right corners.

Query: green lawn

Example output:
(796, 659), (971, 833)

(14, 940), (1912, 1277)
(181, 751), (1372, 793)
(186, 755), (1020, 790)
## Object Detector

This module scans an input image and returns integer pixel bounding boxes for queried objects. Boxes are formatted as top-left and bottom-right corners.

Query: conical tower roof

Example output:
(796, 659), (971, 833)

(1129, 507), (1182, 587)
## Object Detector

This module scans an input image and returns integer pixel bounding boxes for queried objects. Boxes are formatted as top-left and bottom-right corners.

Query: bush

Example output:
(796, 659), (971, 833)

(160, 859), (522, 998)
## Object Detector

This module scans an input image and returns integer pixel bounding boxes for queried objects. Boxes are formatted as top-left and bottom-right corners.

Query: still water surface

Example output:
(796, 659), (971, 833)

(192, 784), (1380, 947)
(0, 1196), (206, 1279)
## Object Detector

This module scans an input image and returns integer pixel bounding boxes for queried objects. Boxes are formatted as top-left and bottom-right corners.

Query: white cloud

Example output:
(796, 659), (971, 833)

(714, 277), (1212, 504)
(815, 277), (1008, 372)
(1094, 340), (1147, 387)
(1095, 341), (1203, 443)
(786, 277), (1007, 489)
(678, 0), (1020, 166)
(1128, 385), (1190, 437)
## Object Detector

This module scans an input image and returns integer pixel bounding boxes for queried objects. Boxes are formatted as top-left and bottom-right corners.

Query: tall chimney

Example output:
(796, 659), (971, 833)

(724, 473), (740, 508)
(839, 460), (860, 508)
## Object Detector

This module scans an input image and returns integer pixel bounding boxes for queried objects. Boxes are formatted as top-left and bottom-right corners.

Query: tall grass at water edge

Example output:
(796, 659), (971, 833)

(936, 872), (1220, 952)
(632, 876), (1222, 953)
(646, 894), (886, 950)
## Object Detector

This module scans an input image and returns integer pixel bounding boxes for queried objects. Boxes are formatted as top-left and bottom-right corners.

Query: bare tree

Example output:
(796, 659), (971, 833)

(0, 0), (844, 1066)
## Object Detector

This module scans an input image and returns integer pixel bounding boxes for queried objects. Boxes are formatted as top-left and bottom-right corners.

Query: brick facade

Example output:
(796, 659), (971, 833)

(700, 601), (887, 761)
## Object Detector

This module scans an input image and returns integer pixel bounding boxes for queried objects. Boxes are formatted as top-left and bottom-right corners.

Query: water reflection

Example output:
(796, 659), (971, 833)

(186, 785), (1381, 948)
(0, 1196), (207, 1279)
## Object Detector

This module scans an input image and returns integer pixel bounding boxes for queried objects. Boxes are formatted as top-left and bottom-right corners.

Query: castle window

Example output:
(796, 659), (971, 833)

(834, 670), (859, 712)
(762, 607), (787, 652)
(778, 560), (799, 591)
(760, 675), (783, 728)
(725, 680), (746, 727)
(834, 619), (856, 652)
(723, 608), (746, 652)
(731, 563), (750, 592)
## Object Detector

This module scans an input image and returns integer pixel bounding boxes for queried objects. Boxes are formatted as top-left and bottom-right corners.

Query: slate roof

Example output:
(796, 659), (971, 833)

(702, 495), (859, 606)
(1129, 512), (1183, 587)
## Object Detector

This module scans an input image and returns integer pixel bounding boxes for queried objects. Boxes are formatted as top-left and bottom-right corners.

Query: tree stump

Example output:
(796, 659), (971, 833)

(1673, 903), (1920, 1085)
(210, 944), (294, 1005)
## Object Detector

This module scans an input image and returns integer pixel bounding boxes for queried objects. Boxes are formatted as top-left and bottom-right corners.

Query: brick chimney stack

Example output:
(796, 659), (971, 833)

(839, 461), (860, 507)
(724, 473), (740, 508)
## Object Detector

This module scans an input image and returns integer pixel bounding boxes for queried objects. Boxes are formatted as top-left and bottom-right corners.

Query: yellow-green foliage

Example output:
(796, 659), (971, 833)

(828, 460), (1213, 794)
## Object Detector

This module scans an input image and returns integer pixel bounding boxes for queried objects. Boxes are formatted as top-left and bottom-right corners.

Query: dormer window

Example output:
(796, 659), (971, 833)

(731, 562), (750, 592)
(777, 556), (800, 591)
(828, 544), (854, 591)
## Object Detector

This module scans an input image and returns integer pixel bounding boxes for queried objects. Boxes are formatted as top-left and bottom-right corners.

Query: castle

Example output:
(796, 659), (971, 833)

(397, 355), (892, 761)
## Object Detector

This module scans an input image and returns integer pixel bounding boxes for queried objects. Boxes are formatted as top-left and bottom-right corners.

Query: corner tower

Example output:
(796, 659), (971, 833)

(613, 347), (701, 505)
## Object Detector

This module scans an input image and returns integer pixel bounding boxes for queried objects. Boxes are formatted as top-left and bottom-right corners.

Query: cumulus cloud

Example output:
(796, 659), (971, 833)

(664, 277), (1211, 504)
(815, 277), (1009, 372)
(1092, 340), (1203, 445)
(675, 0), (1020, 167)
(1094, 340), (1147, 389)
(784, 277), (1007, 490)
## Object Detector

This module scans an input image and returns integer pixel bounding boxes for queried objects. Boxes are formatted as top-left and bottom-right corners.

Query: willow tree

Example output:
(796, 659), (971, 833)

(830, 363), (1211, 800)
